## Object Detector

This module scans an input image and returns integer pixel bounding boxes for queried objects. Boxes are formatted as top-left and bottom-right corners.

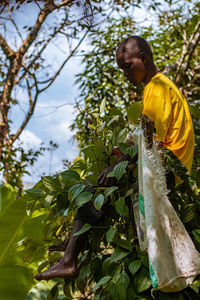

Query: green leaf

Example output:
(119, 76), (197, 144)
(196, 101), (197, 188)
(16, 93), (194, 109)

(69, 183), (86, 200)
(46, 283), (59, 300)
(106, 228), (117, 243)
(75, 192), (93, 207)
(189, 104), (200, 119)
(134, 266), (152, 293)
(42, 176), (61, 192)
(0, 196), (28, 264)
(127, 145), (138, 158)
(26, 187), (46, 199)
(117, 128), (127, 143)
(110, 246), (130, 261)
(107, 115), (120, 127)
(93, 276), (112, 291)
(0, 262), (34, 300)
(113, 160), (128, 181)
(105, 186), (118, 198)
(181, 203), (196, 223)
(127, 101), (143, 124)
(74, 223), (91, 236)
(0, 184), (15, 212)
(115, 238), (132, 251)
(63, 208), (69, 216)
(192, 229), (200, 245)
(125, 188), (133, 197)
(100, 97), (106, 114)
(115, 197), (129, 216)
(94, 194), (104, 210)
(60, 170), (80, 184)
(85, 174), (98, 185)
(129, 260), (142, 276)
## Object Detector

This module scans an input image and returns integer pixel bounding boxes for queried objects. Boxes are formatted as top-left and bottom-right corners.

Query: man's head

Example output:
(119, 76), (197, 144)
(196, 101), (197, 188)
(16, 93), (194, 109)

(116, 36), (153, 85)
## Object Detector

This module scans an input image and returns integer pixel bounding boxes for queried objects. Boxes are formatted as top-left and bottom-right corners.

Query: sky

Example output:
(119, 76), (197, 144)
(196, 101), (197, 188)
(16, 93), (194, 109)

(1, 1), (155, 185)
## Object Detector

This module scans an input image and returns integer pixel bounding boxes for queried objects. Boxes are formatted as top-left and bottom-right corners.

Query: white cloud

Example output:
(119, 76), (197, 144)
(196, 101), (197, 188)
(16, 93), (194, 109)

(15, 129), (42, 150)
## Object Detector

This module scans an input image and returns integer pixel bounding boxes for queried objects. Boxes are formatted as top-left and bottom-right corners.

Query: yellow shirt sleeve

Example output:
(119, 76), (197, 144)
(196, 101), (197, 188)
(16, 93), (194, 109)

(142, 81), (172, 143)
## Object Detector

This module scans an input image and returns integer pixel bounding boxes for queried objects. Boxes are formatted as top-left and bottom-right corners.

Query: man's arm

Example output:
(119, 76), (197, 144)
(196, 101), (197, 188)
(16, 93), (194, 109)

(141, 114), (154, 149)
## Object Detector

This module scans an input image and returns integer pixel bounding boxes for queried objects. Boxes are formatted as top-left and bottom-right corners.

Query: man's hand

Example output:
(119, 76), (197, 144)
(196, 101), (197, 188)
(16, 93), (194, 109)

(141, 114), (154, 149)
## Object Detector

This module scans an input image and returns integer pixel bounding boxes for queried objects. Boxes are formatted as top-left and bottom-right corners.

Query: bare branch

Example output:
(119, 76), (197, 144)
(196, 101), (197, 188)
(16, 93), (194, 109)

(15, 21), (67, 85)
(0, 32), (15, 59)
(12, 72), (39, 143)
(39, 29), (89, 93)
(175, 20), (200, 84)
(55, 0), (74, 9)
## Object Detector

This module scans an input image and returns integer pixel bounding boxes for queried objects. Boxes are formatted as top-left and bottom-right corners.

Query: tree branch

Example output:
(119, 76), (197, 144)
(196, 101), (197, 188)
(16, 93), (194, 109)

(175, 20), (200, 85)
(39, 29), (89, 93)
(0, 32), (15, 59)
(12, 72), (39, 143)
(15, 20), (67, 85)
(55, 0), (74, 9)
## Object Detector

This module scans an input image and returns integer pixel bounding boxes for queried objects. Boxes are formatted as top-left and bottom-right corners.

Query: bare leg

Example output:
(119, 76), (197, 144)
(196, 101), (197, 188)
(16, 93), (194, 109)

(35, 220), (84, 280)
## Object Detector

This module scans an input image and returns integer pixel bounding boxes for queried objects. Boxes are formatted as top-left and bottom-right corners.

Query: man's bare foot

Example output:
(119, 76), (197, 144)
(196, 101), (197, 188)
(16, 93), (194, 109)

(35, 259), (79, 281)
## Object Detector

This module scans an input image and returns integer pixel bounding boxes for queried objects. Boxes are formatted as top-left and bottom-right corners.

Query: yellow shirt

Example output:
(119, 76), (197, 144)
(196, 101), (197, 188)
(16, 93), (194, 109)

(142, 73), (194, 172)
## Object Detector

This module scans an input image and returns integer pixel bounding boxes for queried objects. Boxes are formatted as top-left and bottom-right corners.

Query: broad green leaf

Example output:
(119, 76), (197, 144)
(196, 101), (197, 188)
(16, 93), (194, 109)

(110, 246), (130, 261)
(94, 194), (104, 210)
(129, 260), (142, 276)
(63, 208), (69, 216)
(69, 183), (86, 200)
(0, 184), (15, 213)
(74, 223), (91, 236)
(75, 192), (93, 207)
(127, 145), (138, 158)
(115, 197), (129, 216)
(46, 283), (59, 300)
(134, 266), (152, 293)
(189, 104), (200, 119)
(85, 174), (98, 185)
(0, 262), (34, 300)
(125, 188), (133, 197)
(127, 286), (137, 299)
(115, 238), (132, 251)
(106, 228), (117, 243)
(42, 176), (61, 192)
(117, 128), (127, 143)
(26, 187), (46, 199)
(120, 272), (130, 289)
(127, 101), (143, 124)
(93, 276), (112, 291)
(82, 145), (104, 162)
(0, 196), (28, 264)
(192, 229), (200, 245)
(107, 115), (120, 127)
(181, 203), (196, 223)
(113, 160), (128, 181)
(105, 186), (118, 198)
(60, 170), (80, 184)
(31, 209), (47, 218)
(100, 97), (106, 114)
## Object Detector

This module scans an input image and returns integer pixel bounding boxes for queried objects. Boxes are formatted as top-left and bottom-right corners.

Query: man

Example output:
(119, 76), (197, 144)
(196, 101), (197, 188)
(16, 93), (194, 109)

(35, 36), (194, 281)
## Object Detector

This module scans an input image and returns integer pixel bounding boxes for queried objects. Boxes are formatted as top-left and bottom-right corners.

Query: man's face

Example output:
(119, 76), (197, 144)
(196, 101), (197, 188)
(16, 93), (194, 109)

(116, 48), (146, 85)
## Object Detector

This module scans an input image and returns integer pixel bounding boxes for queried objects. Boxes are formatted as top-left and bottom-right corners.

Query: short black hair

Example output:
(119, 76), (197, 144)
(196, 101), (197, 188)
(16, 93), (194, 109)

(116, 36), (153, 60)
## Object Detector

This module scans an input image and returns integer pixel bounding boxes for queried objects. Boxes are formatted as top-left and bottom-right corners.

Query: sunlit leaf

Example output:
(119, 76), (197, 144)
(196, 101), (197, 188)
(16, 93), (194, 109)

(74, 223), (91, 236)
(127, 101), (143, 124)
(94, 194), (104, 210)
(75, 192), (93, 207)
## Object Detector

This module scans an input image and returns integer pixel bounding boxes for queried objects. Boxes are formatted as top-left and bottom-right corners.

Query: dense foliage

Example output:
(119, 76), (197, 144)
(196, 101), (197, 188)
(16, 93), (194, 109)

(0, 0), (200, 299)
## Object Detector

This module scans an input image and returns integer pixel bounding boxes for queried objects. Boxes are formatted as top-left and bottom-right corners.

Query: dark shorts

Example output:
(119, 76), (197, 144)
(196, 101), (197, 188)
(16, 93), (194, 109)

(75, 170), (175, 225)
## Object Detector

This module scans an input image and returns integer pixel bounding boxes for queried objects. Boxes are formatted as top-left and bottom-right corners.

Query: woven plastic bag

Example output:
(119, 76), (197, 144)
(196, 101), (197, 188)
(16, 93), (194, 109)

(131, 126), (200, 292)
